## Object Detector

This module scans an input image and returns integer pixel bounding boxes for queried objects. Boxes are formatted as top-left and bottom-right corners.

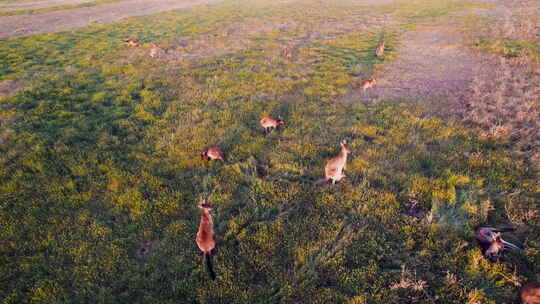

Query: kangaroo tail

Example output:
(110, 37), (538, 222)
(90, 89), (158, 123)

(492, 227), (515, 233)
(314, 178), (328, 185)
(475, 225), (515, 233)
(205, 252), (216, 280)
(502, 240), (521, 251)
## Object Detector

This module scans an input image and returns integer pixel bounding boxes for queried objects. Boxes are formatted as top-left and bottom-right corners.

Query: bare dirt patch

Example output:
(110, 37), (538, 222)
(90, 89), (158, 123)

(0, 0), (96, 12)
(0, 79), (25, 98)
(0, 0), (223, 38)
(347, 19), (492, 110)
(345, 1), (540, 167)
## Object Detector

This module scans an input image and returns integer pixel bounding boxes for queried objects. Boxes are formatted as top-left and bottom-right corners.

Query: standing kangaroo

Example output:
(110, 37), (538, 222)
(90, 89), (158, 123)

(520, 283), (540, 304)
(282, 48), (293, 58)
(375, 40), (385, 57)
(260, 115), (284, 134)
(149, 43), (162, 59)
(196, 203), (216, 280)
(320, 140), (352, 185)
(360, 78), (376, 91)
(475, 226), (520, 261)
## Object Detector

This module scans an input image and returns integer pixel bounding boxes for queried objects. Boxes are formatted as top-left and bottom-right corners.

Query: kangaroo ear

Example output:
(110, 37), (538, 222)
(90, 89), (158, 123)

(341, 139), (347, 145)
(200, 203), (214, 210)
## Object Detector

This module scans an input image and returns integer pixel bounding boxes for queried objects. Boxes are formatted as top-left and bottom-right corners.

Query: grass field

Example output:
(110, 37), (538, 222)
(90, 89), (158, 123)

(0, 0), (538, 303)
(0, 0), (125, 17)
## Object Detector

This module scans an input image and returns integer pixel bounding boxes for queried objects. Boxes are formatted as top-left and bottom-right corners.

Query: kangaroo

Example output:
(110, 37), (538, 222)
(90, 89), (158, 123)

(149, 43), (161, 58)
(520, 283), (540, 304)
(375, 40), (385, 57)
(123, 38), (140, 47)
(282, 48), (293, 58)
(475, 226), (520, 261)
(484, 233), (505, 261)
(260, 115), (284, 134)
(201, 147), (225, 162)
(196, 203), (216, 280)
(320, 140), (352, 185)
(361, 78), (376, 91)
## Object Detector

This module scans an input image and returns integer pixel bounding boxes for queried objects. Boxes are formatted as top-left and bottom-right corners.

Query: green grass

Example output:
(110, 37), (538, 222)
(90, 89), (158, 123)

(0, 0), (125, 17)
(0, 0), (538, 303)
(476, 38), (540, 60)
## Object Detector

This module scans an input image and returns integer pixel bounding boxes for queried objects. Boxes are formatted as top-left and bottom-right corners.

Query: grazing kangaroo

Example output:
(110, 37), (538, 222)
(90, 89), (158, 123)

(196, 203), (216, 280)
(361, 78), (376, 91)
(201, 147), (225, 162)
(375, 40), (385, 57)
(520, 283), (540, 304)
(260, 115), (284, 134)
(475, 226), (520, 261)
(123, 38), (140, 47)
(320, 140), (352, 185)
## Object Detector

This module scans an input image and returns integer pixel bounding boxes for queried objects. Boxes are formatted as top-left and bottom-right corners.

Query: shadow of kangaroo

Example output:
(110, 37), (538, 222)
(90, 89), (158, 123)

(196, 203), (216, 280)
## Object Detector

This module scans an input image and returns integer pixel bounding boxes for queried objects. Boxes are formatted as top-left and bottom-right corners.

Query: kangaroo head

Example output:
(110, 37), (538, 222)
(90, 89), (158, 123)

(340, 140), (351, 154)
(277, 118), (285, 125)
(485, 233), (503, 260)
(199, 203), (214, 210)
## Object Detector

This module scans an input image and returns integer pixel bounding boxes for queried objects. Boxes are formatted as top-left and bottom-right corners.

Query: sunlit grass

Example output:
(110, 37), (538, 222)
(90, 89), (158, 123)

(0, 0), (538, 303)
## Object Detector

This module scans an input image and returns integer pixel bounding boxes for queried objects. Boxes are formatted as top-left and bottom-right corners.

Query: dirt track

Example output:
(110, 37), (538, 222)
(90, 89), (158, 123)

(370, 24), (486, 100)
(346, 13), (494, 112)
(0, 0), (222, 38)
(0, 0), (96, 12)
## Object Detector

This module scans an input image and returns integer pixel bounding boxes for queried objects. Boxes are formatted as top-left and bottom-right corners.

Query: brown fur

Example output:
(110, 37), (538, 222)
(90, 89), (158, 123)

(474, 226), (519, 261)
(196, 204), (216, 280)
(123, 38), (140, 47)
(149, 43), (161, 58)
(361, 78), (376, 91)
(260, 115), (284, 133)
(484, 233), (504, 260)
(282, 49), (293, 58)
(521, 283), (540, 304)
(323, 140), (352, 185)
(375, 40), (385, 57)
(196, 204), (215, 253)
(202, 147), (225, 162)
